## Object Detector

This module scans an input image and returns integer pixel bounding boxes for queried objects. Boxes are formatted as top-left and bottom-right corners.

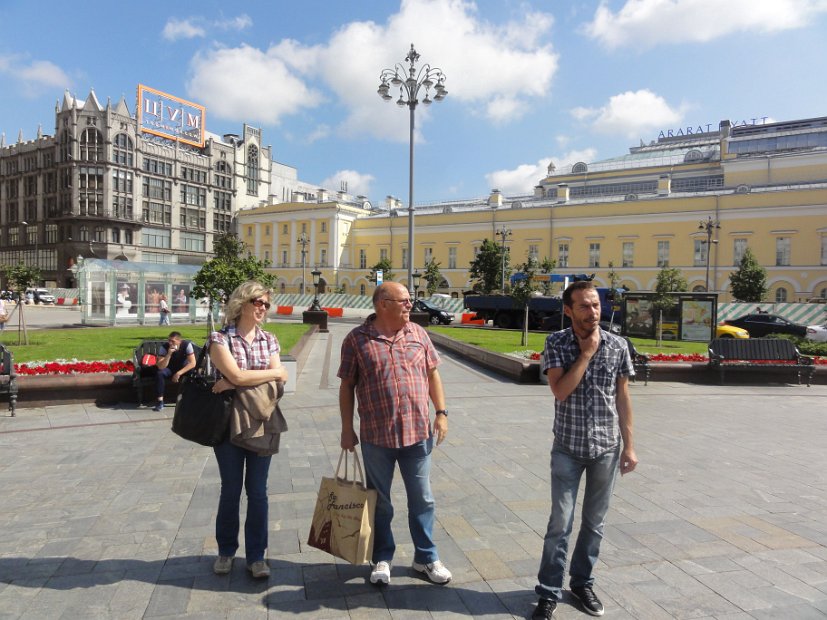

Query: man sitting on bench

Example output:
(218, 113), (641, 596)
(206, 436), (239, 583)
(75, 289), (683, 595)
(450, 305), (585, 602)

(153, 331), (197, 411)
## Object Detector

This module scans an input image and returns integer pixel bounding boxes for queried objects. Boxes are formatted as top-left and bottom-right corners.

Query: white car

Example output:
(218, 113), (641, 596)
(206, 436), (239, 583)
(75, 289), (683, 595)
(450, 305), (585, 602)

(806, 324), (827, 342)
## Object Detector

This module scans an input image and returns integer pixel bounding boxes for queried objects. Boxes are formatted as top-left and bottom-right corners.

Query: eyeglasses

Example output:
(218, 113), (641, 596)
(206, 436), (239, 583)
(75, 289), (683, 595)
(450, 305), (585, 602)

(249, 299), (271, 310)
(383, 298), (413, 306)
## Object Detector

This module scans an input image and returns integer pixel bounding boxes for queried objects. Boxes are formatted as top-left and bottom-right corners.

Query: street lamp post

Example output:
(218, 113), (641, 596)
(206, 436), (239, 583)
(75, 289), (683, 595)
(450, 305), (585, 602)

(497, 225), (512, 293)
(310, 269), (322, 311)
(699, 216), (721, 292)
(297, 232), (309, 294)
(378, 44), (447, 296)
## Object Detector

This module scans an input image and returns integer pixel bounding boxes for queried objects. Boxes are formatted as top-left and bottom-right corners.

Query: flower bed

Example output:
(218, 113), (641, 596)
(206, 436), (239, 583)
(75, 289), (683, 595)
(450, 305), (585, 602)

(510, 350), (827, 365)
(14, 360), (134, 375)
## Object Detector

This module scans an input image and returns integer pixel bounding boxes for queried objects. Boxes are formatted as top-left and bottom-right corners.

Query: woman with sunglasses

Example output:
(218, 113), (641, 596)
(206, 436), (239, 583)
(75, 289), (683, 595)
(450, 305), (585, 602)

(207, 280), (288, 579)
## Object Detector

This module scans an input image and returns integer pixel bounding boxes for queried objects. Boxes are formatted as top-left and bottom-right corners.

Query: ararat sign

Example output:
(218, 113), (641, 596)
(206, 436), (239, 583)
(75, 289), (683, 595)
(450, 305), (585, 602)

(658, 117), (769, 139)
(137, 84), (205, 148)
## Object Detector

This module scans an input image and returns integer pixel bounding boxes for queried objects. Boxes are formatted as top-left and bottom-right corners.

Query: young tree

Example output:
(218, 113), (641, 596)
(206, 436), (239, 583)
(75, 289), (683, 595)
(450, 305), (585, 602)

(651, 265), (688, 345)
(423, 258), (442, 296)
(2, 262), (41, 345)
(368, 258), (394, 284)
(511, 257), (542, 346)
(539, 257), (556, 295)
(469, 239), (509, 293)
(729, 248), (768, 302)
(192, 233), (275, 332)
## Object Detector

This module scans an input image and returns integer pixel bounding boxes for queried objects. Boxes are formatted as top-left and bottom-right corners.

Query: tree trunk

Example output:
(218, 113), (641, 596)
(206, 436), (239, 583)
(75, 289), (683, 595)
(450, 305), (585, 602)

(656, 309), (663, 346)
(17, 299), (28, 346)
(521, 305), (529, 347)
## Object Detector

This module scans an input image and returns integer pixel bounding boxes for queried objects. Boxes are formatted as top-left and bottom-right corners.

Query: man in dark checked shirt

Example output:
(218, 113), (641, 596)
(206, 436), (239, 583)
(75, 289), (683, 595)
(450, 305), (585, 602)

(339, 281), (451, 587)
(532, 280), (638, 619)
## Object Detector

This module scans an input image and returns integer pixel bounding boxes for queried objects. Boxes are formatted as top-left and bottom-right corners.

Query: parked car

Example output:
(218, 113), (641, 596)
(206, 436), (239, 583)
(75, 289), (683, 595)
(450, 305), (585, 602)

(413, 299), (454, 325)
(723, 313), (807, 338)
(25, 288), (56, 305)
(716, 324), (749, 339)
(806, 324), (827, 342)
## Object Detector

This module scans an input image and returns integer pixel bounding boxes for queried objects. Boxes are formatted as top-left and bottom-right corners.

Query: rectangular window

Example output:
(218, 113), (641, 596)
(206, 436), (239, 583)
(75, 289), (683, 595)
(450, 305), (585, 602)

(424, 247), (433, 265)
(180, 232), (206, 252)
(380, 248), (388, 262)
(733, 238), (747, 266)
(448, 247), (457, 269)
(528, 244), (538, 261)
(264, 225), (270, 236)
(359, 249), (367, 269)
(402, 248), (409, 269)
(558, 243), (569, 268)
(657, 240), (670, 267)
(622, 242), (634, 268)
(320, 248), (327, 266)
(283, 224), (288, 234)
(321, 221), (327, 233)
(141, 227), (171, 249)
(776, 237), (790, 266)
(822, 236), (827, 266)
(694, 239), (707, 267)
(282, 250), (288, 266)
(588, 243), (600, 268)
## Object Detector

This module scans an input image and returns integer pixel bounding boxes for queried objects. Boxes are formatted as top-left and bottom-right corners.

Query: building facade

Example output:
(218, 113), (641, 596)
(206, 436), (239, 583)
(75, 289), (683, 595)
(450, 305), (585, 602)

(239, 116), (827, 303)
(0, 88), (274, 287)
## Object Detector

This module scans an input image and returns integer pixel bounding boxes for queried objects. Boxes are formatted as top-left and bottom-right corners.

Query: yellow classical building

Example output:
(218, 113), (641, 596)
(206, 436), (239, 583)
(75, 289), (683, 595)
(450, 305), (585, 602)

(239, 117), (827, 303)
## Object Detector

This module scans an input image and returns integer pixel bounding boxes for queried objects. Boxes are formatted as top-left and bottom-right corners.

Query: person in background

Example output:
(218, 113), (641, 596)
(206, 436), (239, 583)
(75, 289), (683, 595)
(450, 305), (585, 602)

(159, 294), (170, 325)
(208, 281), (288, 579)
(0, 297), (6, 332)
(532, 280), (638, 619)
(153, 331), (196, 412)
(338, 281), (451, 587)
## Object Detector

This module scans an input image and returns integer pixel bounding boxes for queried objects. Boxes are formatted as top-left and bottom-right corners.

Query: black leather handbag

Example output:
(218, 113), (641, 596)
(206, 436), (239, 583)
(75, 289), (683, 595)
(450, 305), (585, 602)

(171, 339), (234, 447)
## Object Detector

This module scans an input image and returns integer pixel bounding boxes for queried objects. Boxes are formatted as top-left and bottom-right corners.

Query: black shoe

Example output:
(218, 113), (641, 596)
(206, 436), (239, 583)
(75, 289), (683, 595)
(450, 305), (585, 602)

(570, 585), (604, 617)
(531, 598), (556, 620)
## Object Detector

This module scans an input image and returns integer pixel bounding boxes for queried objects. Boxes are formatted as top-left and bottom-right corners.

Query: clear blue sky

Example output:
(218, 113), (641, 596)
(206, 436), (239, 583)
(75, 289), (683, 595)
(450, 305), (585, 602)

(2, 0), (826, 205)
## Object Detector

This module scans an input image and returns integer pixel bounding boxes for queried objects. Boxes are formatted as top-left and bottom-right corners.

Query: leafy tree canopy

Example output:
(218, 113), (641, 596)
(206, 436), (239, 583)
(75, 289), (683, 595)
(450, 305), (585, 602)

(423, 259), (442, 296)
(368, 258), (394, 284)
(192, 234), (275, 304)
(2, 262), (41, 292)
(729, 247), (768, 302)
(652, 265), (688, 313)
(469, 238), (509, 293)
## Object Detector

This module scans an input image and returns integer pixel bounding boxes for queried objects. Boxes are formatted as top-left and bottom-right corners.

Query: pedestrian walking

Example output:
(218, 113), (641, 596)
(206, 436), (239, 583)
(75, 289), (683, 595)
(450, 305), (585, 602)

(532, 280), (638, 619)
(338, 281), (452, 586)
(158, 294), (170, 325)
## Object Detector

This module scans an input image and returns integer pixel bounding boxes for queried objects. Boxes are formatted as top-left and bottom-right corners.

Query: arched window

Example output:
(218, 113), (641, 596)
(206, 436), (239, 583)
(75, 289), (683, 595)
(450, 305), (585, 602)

(246, 145), (259, 195)
(279, 282), (286, 293)
(572, 162), (588, 174)
(79, 225), (89, 241)
(79, 128), (103, 161)
(820, 287), (827, 299)
(692, 285), (706, 292)
(775, 287), (788, 303)
(112, 134), (134, 166)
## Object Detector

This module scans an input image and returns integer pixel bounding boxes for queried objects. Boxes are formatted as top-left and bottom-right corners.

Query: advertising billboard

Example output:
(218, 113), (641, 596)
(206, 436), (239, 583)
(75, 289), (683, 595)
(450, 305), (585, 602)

(137, 84), (205, 147)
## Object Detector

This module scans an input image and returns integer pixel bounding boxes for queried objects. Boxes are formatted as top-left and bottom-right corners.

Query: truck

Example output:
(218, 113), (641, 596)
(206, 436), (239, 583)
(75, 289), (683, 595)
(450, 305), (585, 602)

(464, 285), (624, 331)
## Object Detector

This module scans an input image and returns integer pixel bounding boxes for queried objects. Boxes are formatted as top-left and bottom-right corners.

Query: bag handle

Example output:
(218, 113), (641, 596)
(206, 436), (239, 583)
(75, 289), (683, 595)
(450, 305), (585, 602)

(335, 449), (367, 488)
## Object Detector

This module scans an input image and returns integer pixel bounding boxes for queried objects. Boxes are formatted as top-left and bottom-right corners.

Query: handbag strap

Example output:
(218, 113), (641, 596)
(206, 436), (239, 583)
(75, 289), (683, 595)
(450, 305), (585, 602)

(335, 449), (367, 488)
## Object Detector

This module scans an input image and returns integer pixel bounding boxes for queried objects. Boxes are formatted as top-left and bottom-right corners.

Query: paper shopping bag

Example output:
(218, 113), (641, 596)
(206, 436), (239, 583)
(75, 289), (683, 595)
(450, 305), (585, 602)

(307, 450), (377, 565)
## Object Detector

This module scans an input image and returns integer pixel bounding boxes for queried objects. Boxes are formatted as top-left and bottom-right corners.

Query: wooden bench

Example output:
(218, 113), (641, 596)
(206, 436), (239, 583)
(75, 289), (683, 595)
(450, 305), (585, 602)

(624, 337), (651, 386)
(132, 339), (202, 405)
(708, 338), (815, 386)
(0, 343), (18, 416)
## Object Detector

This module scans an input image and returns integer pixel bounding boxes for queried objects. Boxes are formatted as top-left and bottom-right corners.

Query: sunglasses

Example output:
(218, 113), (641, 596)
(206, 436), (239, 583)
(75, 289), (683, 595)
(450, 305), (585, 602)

(249, 299), (272, 310)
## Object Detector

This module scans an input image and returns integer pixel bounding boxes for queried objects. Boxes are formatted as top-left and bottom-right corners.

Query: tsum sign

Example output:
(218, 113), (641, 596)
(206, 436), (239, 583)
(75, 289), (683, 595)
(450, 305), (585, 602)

(137, 84), (205, 148)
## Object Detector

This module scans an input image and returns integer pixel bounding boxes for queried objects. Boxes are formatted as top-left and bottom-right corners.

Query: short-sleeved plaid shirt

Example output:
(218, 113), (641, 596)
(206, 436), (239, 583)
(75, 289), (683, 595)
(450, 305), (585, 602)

(209, 325), (280, 374)
(542, 328), (633, 459)
(337, 316), (440, 449)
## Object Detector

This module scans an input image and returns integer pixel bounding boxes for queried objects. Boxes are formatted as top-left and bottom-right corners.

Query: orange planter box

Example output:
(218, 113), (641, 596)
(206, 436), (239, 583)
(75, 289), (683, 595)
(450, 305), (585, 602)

(276, 305), (293, 315)
(322, 307), (344, 317)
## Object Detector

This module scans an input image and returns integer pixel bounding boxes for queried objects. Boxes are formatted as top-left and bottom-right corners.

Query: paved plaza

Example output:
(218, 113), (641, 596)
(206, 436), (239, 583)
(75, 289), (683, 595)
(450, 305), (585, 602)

(1, 322), (827, 619)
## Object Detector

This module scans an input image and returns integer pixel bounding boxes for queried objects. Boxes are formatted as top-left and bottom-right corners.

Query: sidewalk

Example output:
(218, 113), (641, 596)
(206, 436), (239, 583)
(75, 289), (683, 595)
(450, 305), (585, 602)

(1, 322), (827, 618)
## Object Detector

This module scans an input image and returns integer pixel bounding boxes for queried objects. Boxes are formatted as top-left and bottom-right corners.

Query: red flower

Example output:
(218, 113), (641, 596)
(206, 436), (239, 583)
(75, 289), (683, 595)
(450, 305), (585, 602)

(13, 360), (135, 375)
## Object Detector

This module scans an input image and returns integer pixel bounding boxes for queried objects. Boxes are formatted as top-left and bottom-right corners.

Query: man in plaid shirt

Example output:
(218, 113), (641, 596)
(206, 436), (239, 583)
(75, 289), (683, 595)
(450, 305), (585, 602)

(532, 281), (638, 619)
(339, 282), (451, 586)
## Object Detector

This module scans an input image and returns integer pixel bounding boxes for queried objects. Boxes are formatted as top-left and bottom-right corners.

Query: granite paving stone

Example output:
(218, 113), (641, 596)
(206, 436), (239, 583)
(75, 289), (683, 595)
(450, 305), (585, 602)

(1, 322), (827, 617)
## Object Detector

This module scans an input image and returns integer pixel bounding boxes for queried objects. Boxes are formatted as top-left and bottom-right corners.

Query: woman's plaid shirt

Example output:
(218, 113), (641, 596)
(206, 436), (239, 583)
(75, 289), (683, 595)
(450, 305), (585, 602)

(338, 317), (440, 449)
(209, 326), (280, 372)
(542, 328), (633, 459)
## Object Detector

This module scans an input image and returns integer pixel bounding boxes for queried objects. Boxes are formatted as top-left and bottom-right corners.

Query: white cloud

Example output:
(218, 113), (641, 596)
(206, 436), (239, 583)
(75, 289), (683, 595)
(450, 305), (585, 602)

(216, 14), (252, 31)
(185, 0), (558, 141)
(485, 149), (598, 195)
(572, 89), (685, 138)
(319, 170), (375, 198)
(305, 124), (331, 144)
(584, 0), (827, 49)
(186, 45), (323, 125)
(0, 54), (70, 96)
(163, 18), (206, 41)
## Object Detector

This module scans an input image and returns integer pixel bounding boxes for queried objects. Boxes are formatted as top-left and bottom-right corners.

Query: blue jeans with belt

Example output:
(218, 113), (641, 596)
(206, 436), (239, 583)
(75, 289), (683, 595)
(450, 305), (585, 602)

(535, 443), (619, 601)
(360, 437), (438, 565)
(213, 438), (272, 564)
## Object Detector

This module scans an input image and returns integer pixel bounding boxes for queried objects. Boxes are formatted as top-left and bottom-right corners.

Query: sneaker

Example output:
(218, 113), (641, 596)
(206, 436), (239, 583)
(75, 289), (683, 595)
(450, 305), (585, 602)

(152, 401), (164, 412)
(370, 560), (391, 585)
(570, 585), (604, 617)
(213, 556), (233, 575)
(248, 560), (270, 579)
(412, 560), (452, 584)
(532, 598), (557, 620)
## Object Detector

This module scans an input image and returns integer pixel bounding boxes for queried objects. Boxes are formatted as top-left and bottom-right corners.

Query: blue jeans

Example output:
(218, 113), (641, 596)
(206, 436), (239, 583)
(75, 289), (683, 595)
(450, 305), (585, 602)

(535, 443), (620, 601)
(360, 438), (438, 565)
(155, 367), (174, 399)
(159, 312), (170, 325)
(213, 438), (272, 564)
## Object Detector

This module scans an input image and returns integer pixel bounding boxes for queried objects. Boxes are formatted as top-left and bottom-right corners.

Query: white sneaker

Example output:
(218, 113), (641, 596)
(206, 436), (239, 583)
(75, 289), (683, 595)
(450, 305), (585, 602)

(370, 560), (391, 584)
(412, 560), (452, 584)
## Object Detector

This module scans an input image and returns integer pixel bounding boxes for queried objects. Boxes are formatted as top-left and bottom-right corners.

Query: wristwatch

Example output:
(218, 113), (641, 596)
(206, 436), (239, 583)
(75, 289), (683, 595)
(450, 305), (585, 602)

(435, 409), (448, 417)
